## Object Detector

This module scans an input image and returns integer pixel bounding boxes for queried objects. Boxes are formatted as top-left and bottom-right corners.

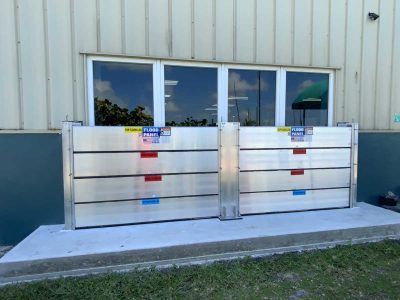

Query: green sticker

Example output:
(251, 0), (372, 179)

(394, 114), (400, 123)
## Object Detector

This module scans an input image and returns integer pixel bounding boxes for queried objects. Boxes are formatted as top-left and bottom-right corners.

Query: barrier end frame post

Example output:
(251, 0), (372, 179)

(62, 121), (81, 230)
(350, 123), (359, 208)
(218, 122), (241, 220)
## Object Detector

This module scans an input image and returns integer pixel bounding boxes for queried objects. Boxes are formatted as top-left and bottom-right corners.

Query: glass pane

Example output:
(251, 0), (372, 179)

(228, 69), (276, 126)
(285, 72), (329, 126)
(93, 61), (153, 126)
(164, 66), (218, 126)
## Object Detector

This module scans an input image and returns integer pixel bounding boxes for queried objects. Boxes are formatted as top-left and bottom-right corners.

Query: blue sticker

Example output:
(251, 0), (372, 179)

(141, 198), (160, 205)
(291, 127), (305, 137)
(142, 127), (161, 137)
(293, 190), (306, 196)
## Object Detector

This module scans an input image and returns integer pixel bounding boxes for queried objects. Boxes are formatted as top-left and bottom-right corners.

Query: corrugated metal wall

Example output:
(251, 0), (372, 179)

(0, 0), (399, 130)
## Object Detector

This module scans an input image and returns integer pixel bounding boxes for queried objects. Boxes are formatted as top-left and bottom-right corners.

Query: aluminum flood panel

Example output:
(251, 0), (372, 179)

(240, 127), (352, 149)
(73, 127), (218, 151)
(240, 168), (351, 193)
(74, 173), (218, 203)
(74, 195), (219, 228)
(240, 188), (350, 214)
(74, 151), (217, 177)
(240, 148), (351, 171)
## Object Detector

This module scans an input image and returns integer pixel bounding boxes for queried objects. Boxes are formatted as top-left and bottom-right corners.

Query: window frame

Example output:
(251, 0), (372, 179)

(86, 56), (334, 127)
(281, 67), (334, 127)
(161, 60), (221, 126)
(86, 56), (159, 126)
(225, 64), (280, 126)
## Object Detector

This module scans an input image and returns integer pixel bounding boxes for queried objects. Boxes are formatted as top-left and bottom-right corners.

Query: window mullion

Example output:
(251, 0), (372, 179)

(153, 60), (164, 127)
(218, 64), (228, 123)
(277, 68), (287, 126)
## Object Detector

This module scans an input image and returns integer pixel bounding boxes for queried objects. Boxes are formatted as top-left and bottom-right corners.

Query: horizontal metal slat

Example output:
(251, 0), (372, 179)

(240, 168), (350, 193)
(240, 148), (351, 171)
(74, 151), (218, 177)
(73, 127), (218, 151)
(74, 173), (218, 203)
(240, 188), (350, 214)
(75, 195), (219, 228)
(240, 127), (352, 149)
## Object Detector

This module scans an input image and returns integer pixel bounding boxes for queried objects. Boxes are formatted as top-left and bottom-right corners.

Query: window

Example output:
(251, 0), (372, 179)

(228, 69), (276, 126)
(285, 71), (330, 126)
(87, 57), (334, 127)
(164, 65), (218, 126)
(91, 61), (154, 126)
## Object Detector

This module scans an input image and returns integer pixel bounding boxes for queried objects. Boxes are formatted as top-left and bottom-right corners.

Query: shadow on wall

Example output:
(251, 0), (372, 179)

(358, 132), (400, 205)
(0, 133), (64, 246)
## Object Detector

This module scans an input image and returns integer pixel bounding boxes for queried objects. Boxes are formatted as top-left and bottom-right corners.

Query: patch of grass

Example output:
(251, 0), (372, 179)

(1, 240), (400, 299)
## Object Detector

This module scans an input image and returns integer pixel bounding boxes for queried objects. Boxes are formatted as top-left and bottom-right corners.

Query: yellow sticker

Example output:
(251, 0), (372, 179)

(124, 127), (142, 134)
(277, 127), (290, 133)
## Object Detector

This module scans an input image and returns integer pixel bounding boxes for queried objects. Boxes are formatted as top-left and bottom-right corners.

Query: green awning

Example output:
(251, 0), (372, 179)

(292, 80), (328, 110)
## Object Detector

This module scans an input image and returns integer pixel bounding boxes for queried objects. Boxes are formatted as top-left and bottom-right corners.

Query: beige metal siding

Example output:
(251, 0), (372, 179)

(0, 0), (399, 130)
(391, 0), (400, 130)
(293, 0), (312, 66)
(0, 0), (20, 129)
(215, 0), (234, 61)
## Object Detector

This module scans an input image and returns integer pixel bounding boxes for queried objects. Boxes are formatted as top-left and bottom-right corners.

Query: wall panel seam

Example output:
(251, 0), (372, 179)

(291, 0), (295, 65)
(168, 0), (172, 57)
(70, 0), (78, 122)
(327, 0), (332, 67)
(389, 0), (397, 129)
(273, 0), (277, 64)
(14, 0), (23, 128)
(121, 0), (126, 54)
(191, 0), (194, 58)
(373, 0), (381, 129)
(212, 0), (216, 60)
(233, 0), (237, 61)
(358, 0), (365, 127)
(96, 0), (101, 51)
(310, 0), (314, 66)
(342, 0), (349, 122)
(42, 0), (51, 129)
(145, 0), (149, 56)
(253, 0), (257, 63)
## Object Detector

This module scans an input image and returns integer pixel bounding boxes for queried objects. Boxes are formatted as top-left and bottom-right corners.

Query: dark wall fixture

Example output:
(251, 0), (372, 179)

(368, 12), (379, 21)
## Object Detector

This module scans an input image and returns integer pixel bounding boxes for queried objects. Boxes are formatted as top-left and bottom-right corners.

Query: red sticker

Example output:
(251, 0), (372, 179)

(144, 175), (162, 182)
(140, 152), (158, 158)
(291, 169), (305, 176)
(293, 149), (307, 155)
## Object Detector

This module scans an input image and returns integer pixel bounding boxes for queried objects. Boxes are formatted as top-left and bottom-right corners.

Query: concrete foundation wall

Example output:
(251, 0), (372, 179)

(0, 131), (399, 245)
(358, 132), (400, 204)
(0, 133), (64, 245)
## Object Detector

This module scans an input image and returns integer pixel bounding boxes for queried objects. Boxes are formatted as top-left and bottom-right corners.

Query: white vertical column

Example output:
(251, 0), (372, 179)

(218, 65), (228, 124)
(154, 60), (165, 126)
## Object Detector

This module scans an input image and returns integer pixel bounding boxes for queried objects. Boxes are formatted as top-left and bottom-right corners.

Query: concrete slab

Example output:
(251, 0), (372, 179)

(1, 203), (400, 285)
